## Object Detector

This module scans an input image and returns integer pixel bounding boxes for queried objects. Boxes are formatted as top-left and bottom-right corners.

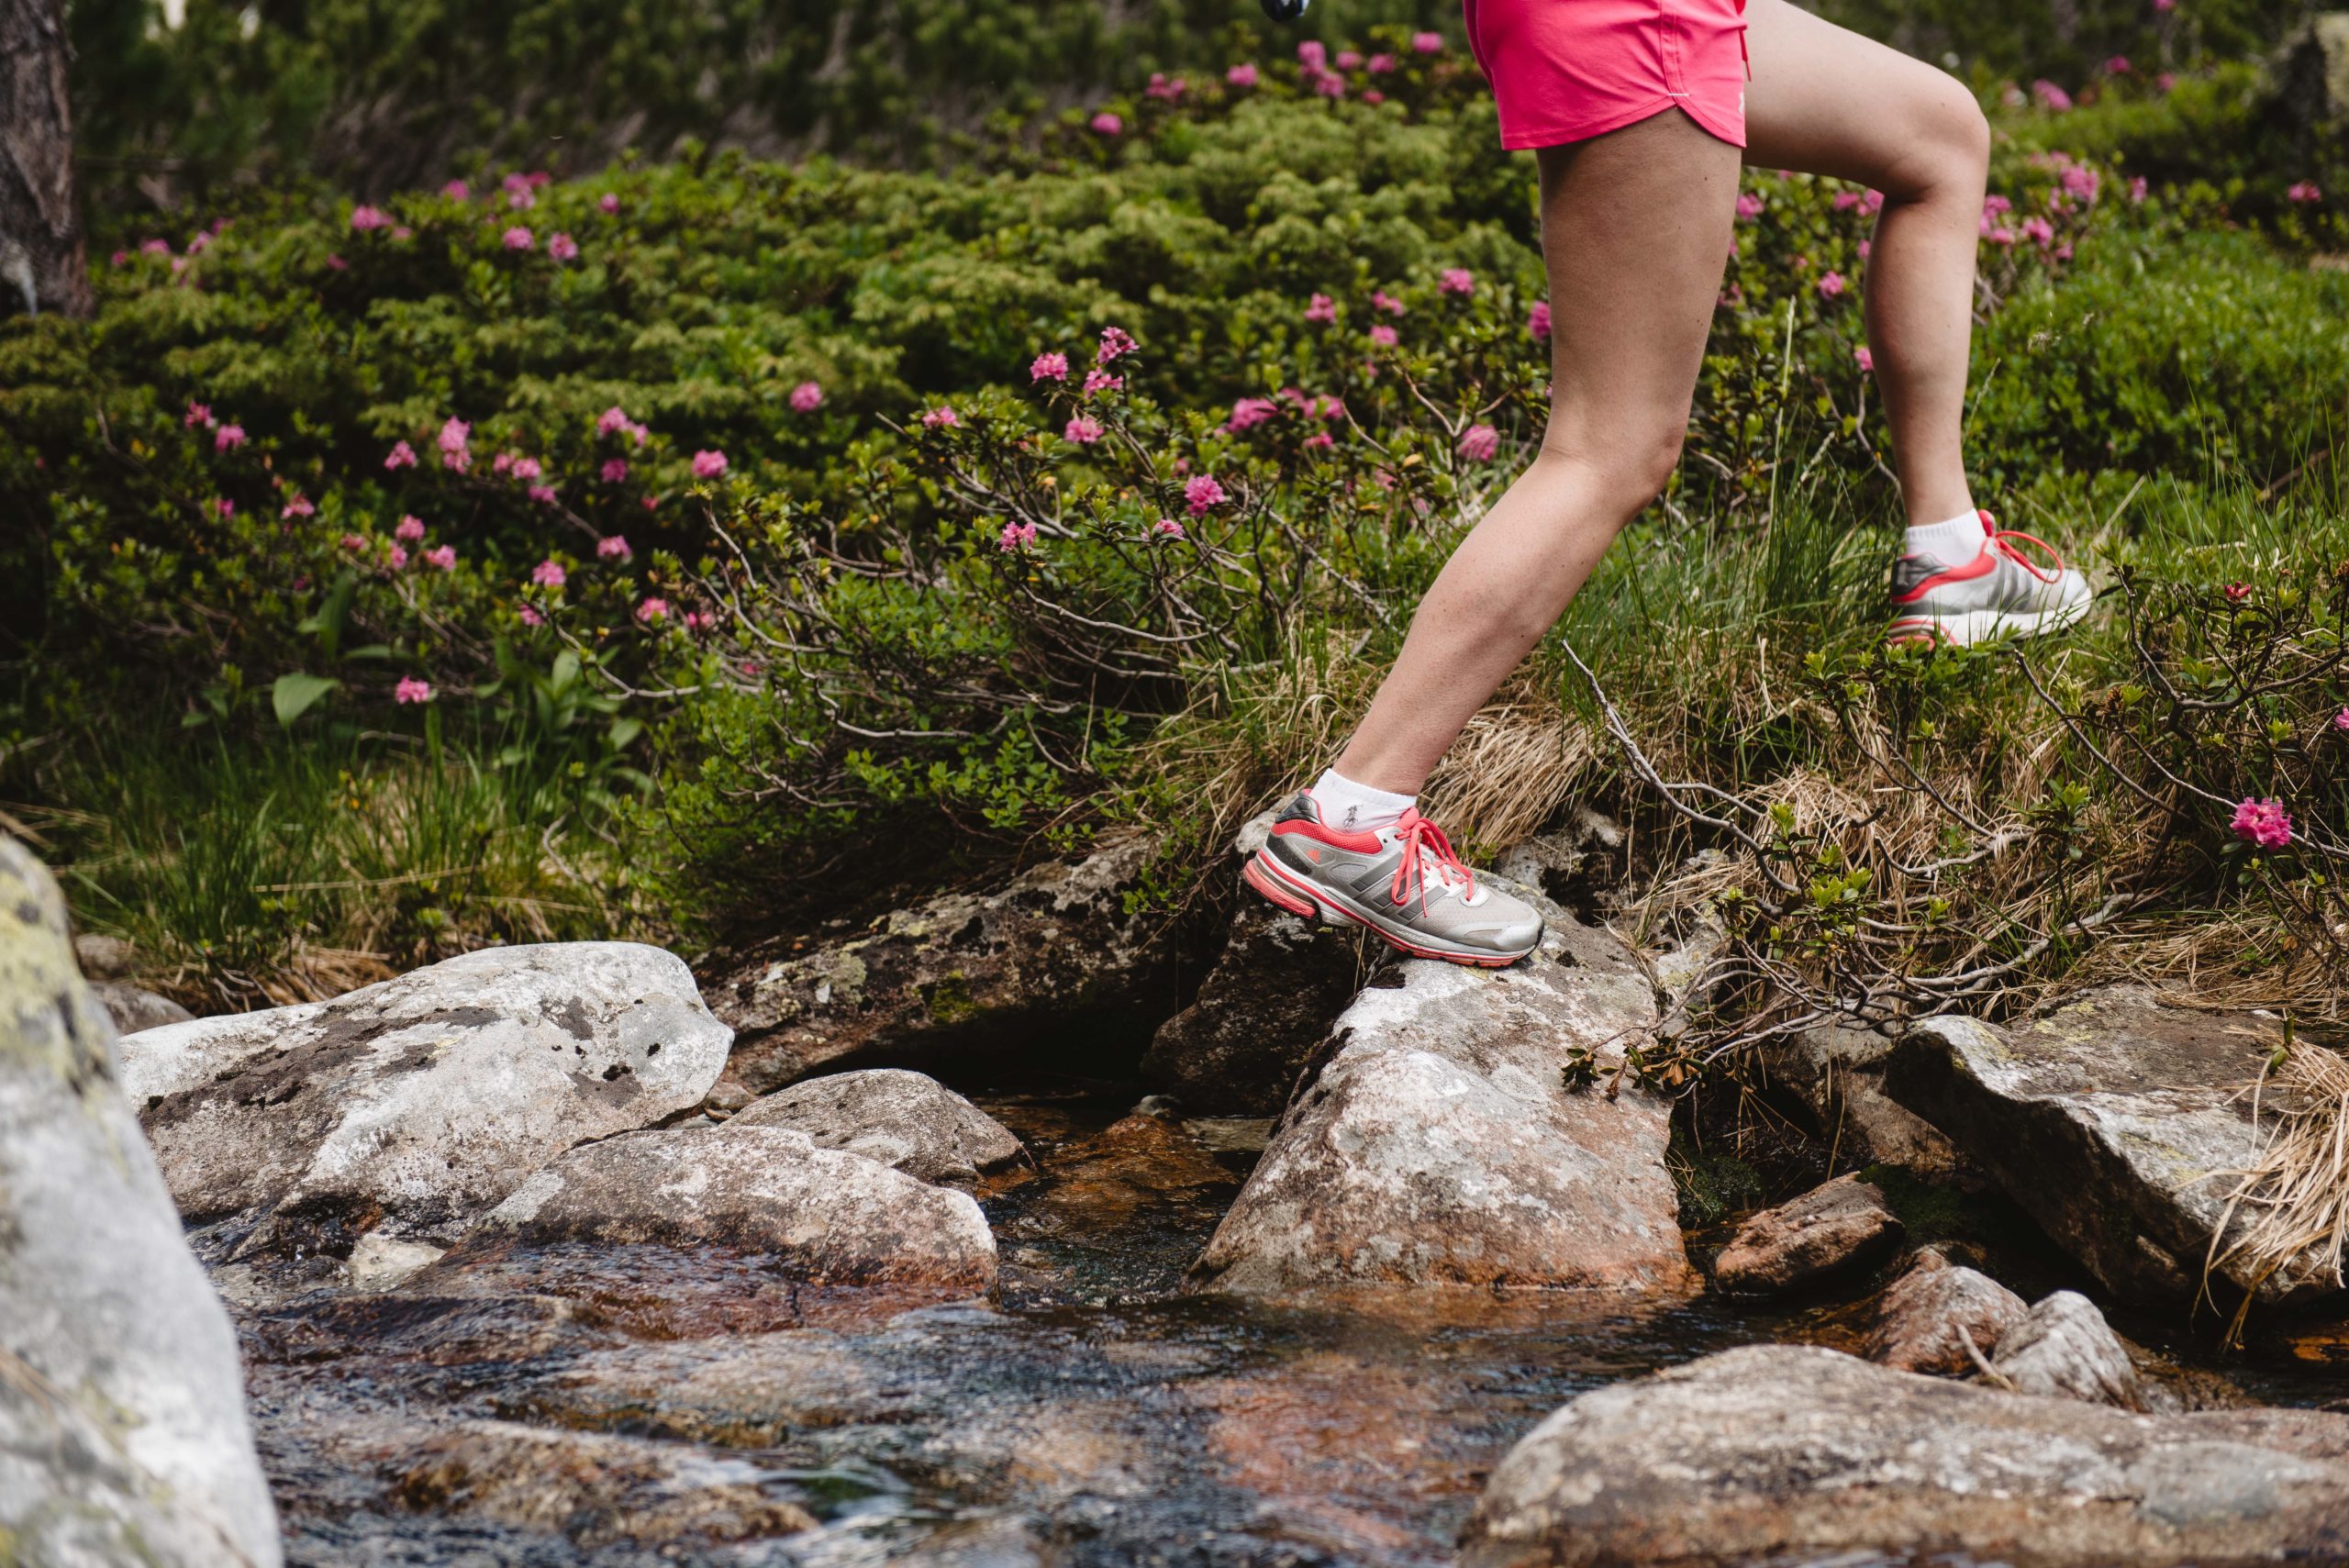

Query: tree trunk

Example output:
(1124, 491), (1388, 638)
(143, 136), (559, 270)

(0, 0), (91, 318)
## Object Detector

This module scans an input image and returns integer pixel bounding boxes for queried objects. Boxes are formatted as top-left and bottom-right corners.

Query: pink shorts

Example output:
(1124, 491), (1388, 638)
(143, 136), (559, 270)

(1462, 0), (1750, 150)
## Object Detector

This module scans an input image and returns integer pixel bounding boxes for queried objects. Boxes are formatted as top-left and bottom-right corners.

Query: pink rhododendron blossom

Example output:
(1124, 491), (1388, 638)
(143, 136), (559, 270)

(184, 400), (212, 428)
(596, 406), (630, 437)
(2129, 176), (2150, 203)
(351, 205), (392, 231)
(2289, 181), (2323, 204)
(998, 519), (1038, 552)
(1369, 53), (1397, 72)
(2153, 0), (2174, 11)
(501, 227), (533, 250)
(1098, 325), (1138, 361)
(1859, 239), (1873, 259)
(1529, 301), (1552, 339)
(2334, 706), (2349, 732)
(281, 494), (314, 518)
(387, 545), (409, 569)
(1031, 351), (1070, 382)
(1315, 73), (1345, 97)
(2021, 216), (2056, 247)
(2155, 70), (2176, 90)
(1988, 228), (2017, 247)
(2062, 165), (2102, 203)
(2105, 54), (2132, 73)
(1457, 424), (1500, 462)
(1364, 87), (1386, 104)
(492, 452), (514, 476)
(2232, 797), (2293, 850)
(1855, 346), (1875, 372)
(1184, 474), (1228, 514)
(548, 232), (579, 261)
(507, 188), (535, 212)
(599, 193), (620, 214)
(1063, 416), (1104, 444)
(519, 605), (545, 626)
(1226, 397), (1279, 432)
(683, 611), (714, 633)
(1336, 50), (1363, 70)
(1369, 324), (1398, 347)
(2032, 79), (2074, 111)
(510, 456), (542, 482)
(1818, 271), (1847, 298)
(140, 238), (171, 255)
(1832, 191), (1862, 212)
(692, 450), (729, 478)
(1372, 290), (1406, 316)
(532, 560), (567, 588)
(1305, 293), (1337, 324)
(2224, 582), (2253, 602)
(395, 516), (427, 542)
(1227, 63), (1258, 87)
(439, 417), (471, 461)
(214, 498), (234, 518)
(1411, 30), (1444, 51)
(1297, 39), (1327, 70)
(1303, 431), (1334, 450)
(597, 535), (632, 561)
(1439, 267), (1475, 295)
(789, 380), (824, 412)
(1091, 111), (1123, 136)
(341, 533), (367, 550)
(384, 439), (417, 470)
(528, 484), (558, 506)
(1082, 369), (1123, 394)
(922, 405), (960, 428)
(636, 597), (669, 623)
(425, 545), (456, 571)
(1735, 192), (1765, 220)
(394, 677), (434, 705)
(442, 180), (470, 201)
(601, 459), (629, 483)
(1145, 72), (1186, 100)
(215, 423), (246, 450)
(1152, 517), (1186, 539)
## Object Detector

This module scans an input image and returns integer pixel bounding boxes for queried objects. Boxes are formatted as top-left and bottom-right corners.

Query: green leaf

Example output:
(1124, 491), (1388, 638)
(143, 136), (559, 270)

(271, 673), (340, 728)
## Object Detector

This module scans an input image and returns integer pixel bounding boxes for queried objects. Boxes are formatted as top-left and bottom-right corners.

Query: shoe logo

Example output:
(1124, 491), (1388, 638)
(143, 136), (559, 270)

(1306, 848), (1323, 862)
(1891, 553), (1946, 601)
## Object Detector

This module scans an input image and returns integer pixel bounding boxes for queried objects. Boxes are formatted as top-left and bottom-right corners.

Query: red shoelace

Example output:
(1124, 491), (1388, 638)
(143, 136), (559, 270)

(1388, 809), (1475, 913)
(1986, 522), (2068, 584)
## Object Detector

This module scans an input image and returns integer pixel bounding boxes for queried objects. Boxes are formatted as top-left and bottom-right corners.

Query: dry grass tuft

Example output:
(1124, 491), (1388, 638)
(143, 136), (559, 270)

(2207, 1031), (2349, 1340)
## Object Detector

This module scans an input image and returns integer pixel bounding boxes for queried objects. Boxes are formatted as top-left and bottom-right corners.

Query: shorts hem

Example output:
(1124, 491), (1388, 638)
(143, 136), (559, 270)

(1499, 96), (1746, 152)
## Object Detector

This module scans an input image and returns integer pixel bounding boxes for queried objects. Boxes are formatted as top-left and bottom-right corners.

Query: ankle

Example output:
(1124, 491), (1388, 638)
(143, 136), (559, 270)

(1309, 767), (1415, 834)
(1901, 508), (1987, 562)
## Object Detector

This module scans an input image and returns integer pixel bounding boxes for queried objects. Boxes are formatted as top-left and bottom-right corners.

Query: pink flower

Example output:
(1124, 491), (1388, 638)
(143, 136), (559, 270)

(386, 545), (409, 570)
(1305, 293), (1337, 324)
(789, 380), (824, 412)
(532, 559), (567, 588)
(214, 498), (234, 518)
(998, 519), (1038, 552)
(1735, 192), (1765, 221)
(597, 535), (632, 561)
(1314, 73), (1345, 98)
(519, 605), (545, 626)
(501, 227), (533, 250)
(528, 484), (558, 506)
(384, 439), (417, 470)
(1063, 415), (1104, 443)
(2223, 582), (2253, 602)
(507, 187), (535, 212)
(1457, 424), (1500, 462)
(1368, 52), (1397, 72)
(1151, 517), (1186, 539)
(2129, 176), (2150, 203)
(2032, 79), (2074, 112)
(2288, 181), (2323, 205)
(438, 417), (471, 471)
(636, 596), (670, 624)
(1225, 397), (1278, 433)
(599, 193), (620, 214)
(1145, 72), (1186, 100)
(1832, 191), (1862, 212)
(140, 238), (171, 256)
(184, 400), (213, 428)
(351, 205), (392, 231)
(2334, 707), (2349, 733)
(1369, 324), (1398, 347)
(1372, 290), (1406, 316)
(2021, 216), (2056, 247)
(1184, 473), (1228, 515)
(596, 406), (630, 438)
(548, 232), (579, 261)
(1082, 369), (1123, 394)
(2105, 54), (2132, 73)
(1818, 271), (1847, 299)
(2062, 165), (2102, 204)
(1098, 325), (1138, 361)
(214, 423), (247, 451)
(424, 544), (456, 571)
(625, 420), (648, 446)
(1528, 301), (1553, 340)
(395, 515), (426, 542)
(692, 450), (729, 478)
(1858, 239), (1873, 260)
(2232, 797), (2294, 851)
(1303, 431), (1334, 450)
(601, 458), (629, 483)
(394, 676), (434, 705)
(1031, 351), (1070, 383)
(1411, 30), (1444, 52)
(2155, 70), (2176, 90)
(510, 456), (542, 482)
(1227, 63), (1258, 87)
(281, 494), (314, 518)
(683, 610), (714, 633)
(1091, 111), (1123, 136)
(1989, 227), (2017, 247)
(921, 405), (960, 428)
(492, 452), (514, 476)
(1297, 39), (1327, 70)
(441, 180), (470, 201)
(2153, 0), (2174, 10)
(340, 533), (367, 550)
(1854, 345), (1875, 373)
(1439, 267), (1475, 296)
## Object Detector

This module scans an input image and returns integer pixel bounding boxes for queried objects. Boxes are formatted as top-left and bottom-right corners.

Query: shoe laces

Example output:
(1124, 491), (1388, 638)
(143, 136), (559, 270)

(1387, 808), (1477, 912)
(1983, 516), (2067, 584)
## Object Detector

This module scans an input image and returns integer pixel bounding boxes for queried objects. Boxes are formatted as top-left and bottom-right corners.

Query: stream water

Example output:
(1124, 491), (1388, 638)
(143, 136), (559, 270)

(239, 1074), (2349, 1568)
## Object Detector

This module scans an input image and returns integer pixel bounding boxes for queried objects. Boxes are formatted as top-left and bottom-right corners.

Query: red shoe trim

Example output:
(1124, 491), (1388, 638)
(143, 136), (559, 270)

(1243, 856), (1320, 918)
(1271, 818), (1386, 854)
(1892, 549), (1997, 605)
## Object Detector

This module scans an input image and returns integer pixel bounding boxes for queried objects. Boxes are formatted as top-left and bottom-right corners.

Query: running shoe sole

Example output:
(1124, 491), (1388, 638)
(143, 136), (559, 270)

(1243, 851), (1533, 967)
(1888, 595), (2091, 648)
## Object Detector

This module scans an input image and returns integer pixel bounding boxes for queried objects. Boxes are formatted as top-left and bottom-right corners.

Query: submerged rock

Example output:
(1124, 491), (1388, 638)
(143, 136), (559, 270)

(1886, 989), (2319, 1306)
(1463, 1343), (2349, 1568)
(1138, 812), (1364, 1116)
(1710, 1173), (1902, 1295)
(1992, 1289), (2145, 1409)
(728, 1066), (1023, 1186)
(1186, 886), (1692, 1296)
(1865, 1248), (2029, 1375)
(707, 831), (1176, 1095)
(117, 942), (731, 1259)
(0, 837), (282, 1567)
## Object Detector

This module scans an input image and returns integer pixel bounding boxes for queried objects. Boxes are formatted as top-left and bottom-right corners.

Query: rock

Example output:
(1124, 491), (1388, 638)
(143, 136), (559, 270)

(2272, 15), (2349, 134)
(1490, 806), (1622, 899)
(443, 1123), (997, 1292)
(1992, 1289), (2144, 1408)
(91, 977), (194, 1033)
(1866, 1248), (2029, 1375)
(1461, 1343), (2349, 1568)
(0, 837), (282, 1567)
(72, 929), (138, 979)
(707, 831), (1175, 1096)
(1759, 1020), (1968, 1178)
(1711, 1173), (1902, 1294)
(1885, 989), (2315, 1306)
(1186, 886), (1692, 1296)
(728, 1067), (1022, 1186)
(117, 942), (731, 1258)
(391, 1420), (817, 1548)
(346, 1232), (447, 1292)
(1140, 814), (1364, 1116)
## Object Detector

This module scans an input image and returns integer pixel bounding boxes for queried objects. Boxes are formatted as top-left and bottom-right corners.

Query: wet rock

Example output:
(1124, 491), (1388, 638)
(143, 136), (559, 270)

(1885, 989), (2315, 1306)
(117, 941), (731, 1258)
(729, 1066), (1022, 1186)
(707, 831), (1175, 1096)
(391, 1419), (817, 1548)
(1186, 886), (1692, 1296)
(0, 837), (282, 1567)
(91, 977), (194, 1033)
(73, 929), (139, 979)
(1865, 1248), (2029, 1375)
(345, 1231), (446, 1291)
(1462, 1343), (2349, 1568)
(1139, 812), (1364, 1116)
(1992, 1289), (2145, 1408)
(443, 1123), (998, 1292)
(1759, 1020), (1968, 1178)
(1711, 1173), (1902, 1294)
(249, 1292), (607, 1368)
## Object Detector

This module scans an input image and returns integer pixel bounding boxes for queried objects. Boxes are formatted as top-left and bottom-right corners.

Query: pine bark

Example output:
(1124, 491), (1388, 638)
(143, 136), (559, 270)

(0, 0), (92, 318)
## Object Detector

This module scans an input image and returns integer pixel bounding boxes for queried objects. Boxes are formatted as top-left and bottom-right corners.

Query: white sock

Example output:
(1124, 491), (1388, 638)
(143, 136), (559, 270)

(1901, 509), (1987, 563)
(1310, 768), (1414, 834)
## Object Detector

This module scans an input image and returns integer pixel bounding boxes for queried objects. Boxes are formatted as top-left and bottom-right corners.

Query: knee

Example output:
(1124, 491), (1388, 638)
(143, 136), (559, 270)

(1886, 74), (1989, 201)
(1550, 421), (1687, 514)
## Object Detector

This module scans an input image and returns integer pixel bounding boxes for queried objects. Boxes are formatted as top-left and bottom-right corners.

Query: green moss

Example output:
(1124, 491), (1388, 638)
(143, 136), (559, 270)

(924, 970), (980, 1026)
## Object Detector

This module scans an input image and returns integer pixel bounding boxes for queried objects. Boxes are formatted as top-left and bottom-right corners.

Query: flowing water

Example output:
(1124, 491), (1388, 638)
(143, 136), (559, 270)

(238, 1075), (2349, 1568)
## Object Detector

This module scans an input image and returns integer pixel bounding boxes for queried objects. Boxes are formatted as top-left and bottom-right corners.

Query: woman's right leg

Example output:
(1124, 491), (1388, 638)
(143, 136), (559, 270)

(1329, 108), (1741, 798)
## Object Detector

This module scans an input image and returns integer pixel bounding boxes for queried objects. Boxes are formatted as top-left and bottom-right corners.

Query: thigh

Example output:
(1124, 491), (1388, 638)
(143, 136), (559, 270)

(1740, 0), (1983, 193)
(1536, 108), (1741, 464)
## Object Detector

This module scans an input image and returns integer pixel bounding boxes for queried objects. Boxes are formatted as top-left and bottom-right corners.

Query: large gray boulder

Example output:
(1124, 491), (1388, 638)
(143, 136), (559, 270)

(1186, 887), (1692, 1296)
(728, 1067), (1022, 1187)
(0, 837), (282, 1567)
(1463, 1344), (2349, 1568)
(1886, 989), (2319, 1306)
(116, 942), (731, 1258)
(1992, 1289), (2144, 1409)
(705, 831), (1175, 1097)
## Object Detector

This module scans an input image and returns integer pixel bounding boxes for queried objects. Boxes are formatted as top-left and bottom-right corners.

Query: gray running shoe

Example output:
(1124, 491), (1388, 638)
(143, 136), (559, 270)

(1243, 793), (1543, 967)
(1888, 510), (2092, 647)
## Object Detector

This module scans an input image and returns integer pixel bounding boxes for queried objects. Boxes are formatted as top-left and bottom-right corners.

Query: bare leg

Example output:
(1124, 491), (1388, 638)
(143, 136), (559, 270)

(1331, 109), (1740, 795)
(1742, 0), (1990, 528)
